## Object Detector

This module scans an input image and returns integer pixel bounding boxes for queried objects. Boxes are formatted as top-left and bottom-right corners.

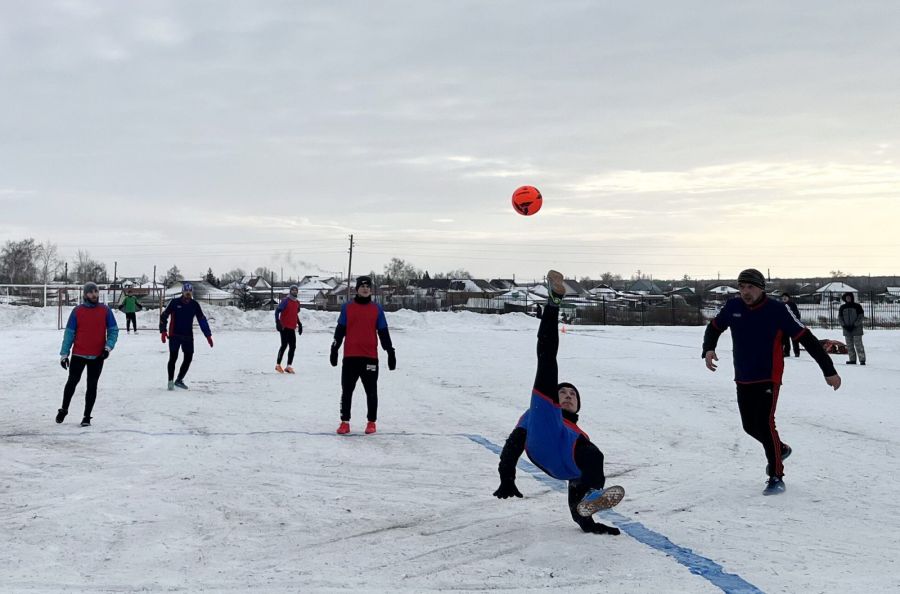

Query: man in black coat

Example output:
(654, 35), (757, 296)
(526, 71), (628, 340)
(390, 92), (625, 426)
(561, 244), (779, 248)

(780, 294), (802, 357)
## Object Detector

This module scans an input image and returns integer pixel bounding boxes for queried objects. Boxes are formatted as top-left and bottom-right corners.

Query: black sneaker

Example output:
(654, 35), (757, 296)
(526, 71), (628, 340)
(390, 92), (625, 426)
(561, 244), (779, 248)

(763, 476), (785, 496)
(80, 417), (91, 427)
(766, 444), (792, 476)
(860, 361), (866, 366)
(174, 379), (189, 390)
(55, 408), (68, 424)
(846, 361), (856, 365)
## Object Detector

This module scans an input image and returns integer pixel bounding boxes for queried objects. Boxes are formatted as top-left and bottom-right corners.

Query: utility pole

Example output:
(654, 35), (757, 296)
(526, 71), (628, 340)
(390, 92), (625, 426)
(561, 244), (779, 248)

(346, 234), (354, 303)
(113, 261), (118, 303)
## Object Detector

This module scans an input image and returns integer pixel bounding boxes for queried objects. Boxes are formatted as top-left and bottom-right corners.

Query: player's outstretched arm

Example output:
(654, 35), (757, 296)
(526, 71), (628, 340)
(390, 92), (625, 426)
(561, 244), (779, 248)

(797, 331), (840, 390)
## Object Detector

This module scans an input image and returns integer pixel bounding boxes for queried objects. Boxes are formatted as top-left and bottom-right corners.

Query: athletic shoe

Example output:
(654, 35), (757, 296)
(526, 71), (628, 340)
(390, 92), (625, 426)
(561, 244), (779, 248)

(766, 444), (792, 476)
(55, 408), (68, 424)
(546, 269), (566, 304)
(275, 364), (284, 373)
(284, 366), (295, 374)
(365, 421), (376, 434)
(336, 422), (350, 435)
(576, 485), (625, 517)
(80, 417), (91, 427)
(167, 381), (175, 391)
(846, 361), (856, 365)
(860, 361), (866, 366)
(174, 380), (188, 390)
(763, 476), (785, 496)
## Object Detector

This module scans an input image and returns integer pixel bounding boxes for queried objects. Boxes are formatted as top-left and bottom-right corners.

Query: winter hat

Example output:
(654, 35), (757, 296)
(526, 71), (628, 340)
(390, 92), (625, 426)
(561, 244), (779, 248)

(356, 276), (372, 289)
(289, 284), (299, 291)
(558, 382), (581, 413)
(737, 268), (766, 290)
(842, 292), (855, 302)
(182, 281), (193, 293)
(83, 281), (99, 295)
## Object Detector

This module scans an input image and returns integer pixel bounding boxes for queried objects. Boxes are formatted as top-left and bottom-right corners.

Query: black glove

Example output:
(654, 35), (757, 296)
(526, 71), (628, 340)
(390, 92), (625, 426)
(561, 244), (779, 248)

(584, 522), (620, 535)
(297, 322), (303, 336)
(276, 321), (283, 332)
(387, 348), (396, 371)
(100, 348), (110, 360)
(330, 342), (339, 367)
(493, 479), (523, 499)
(60, 356), (69, 370)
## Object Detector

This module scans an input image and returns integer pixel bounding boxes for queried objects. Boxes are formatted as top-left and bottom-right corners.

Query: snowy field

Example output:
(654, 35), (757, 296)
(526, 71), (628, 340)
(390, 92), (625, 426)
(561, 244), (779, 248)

(2, 304), (899, 593)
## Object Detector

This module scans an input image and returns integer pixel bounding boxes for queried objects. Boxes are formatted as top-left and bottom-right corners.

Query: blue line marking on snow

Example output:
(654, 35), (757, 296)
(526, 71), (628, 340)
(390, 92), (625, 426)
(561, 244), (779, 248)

(462, 434), (765, 594)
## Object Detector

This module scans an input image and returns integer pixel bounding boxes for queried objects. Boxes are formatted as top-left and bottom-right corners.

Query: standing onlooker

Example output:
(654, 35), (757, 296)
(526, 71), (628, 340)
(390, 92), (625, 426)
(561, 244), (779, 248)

(838, 292), (866, 365)
(57, 282), (119, 427)
(121, 289), (141, 333)
(702, 268), (841, 495)
(780, 294), (801, 357)
(330, 276), (395, 435)
(274, 284), (303, 373)
(159, 282), (213, 390)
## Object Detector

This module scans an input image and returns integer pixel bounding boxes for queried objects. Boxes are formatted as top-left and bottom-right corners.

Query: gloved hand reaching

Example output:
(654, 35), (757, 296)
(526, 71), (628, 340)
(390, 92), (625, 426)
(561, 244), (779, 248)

(60, 356), (69, 370)
(101, 348), (110, 360)
(493, 479), (523, 499)
(207, 336), (214, 348)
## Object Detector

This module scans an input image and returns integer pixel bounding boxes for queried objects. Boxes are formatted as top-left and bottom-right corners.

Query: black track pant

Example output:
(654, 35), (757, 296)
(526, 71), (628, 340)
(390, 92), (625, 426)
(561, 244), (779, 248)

(167, 338), (194, 382)
(736, 382), (788, 477)
(62, 356), (104, 417)
(277, 328), (296, 365)
(340, 357), (379, 422)
(781, 334), (799, 357)
(126, 312), (137, 332)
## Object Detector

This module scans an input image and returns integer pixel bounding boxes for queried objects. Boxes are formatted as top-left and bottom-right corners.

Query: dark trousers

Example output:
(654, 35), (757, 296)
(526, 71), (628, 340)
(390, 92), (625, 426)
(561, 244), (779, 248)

(340, 357), (379, 422)
(781, 334), (799, 357)
(167, 337), (194, 381)
(62, 356), (104, 417)
(126, 312), (137, 332)
(736, 382), (788, 477)
(277, 328), (296, 365)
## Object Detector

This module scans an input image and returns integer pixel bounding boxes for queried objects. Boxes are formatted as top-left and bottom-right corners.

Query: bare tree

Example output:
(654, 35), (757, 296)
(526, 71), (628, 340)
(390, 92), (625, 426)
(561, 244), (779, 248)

(383, 258), (422, 286)
(72, 250), (108, 283)
(36, 240), (61, 284)
(164, 265), (183, 286)
(0, 238), (39, 283)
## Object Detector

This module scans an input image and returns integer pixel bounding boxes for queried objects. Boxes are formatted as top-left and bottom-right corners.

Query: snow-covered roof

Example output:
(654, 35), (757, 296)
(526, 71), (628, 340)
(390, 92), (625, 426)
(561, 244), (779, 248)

(707, 285), (739, 294)
(816, 282), (857, 293)
(886, 287), (900, 295)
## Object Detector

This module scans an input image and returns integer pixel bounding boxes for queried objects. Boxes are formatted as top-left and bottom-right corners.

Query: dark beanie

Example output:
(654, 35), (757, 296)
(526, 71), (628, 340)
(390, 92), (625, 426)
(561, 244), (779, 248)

(83, 281), (98, 295)
(356, 276), (372, 289)
(558, 382), (581, 412)
(737, 268), (766, 289)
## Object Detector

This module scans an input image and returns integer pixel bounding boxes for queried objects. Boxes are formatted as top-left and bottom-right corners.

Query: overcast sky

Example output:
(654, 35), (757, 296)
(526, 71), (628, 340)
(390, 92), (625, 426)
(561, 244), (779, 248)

(2, 1), (899, 283)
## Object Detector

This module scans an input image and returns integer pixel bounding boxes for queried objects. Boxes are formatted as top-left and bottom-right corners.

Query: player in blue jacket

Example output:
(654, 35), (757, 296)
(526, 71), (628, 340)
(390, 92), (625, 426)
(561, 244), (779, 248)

(702, 268), (841, 495)
(159, 282), (213, 390)
(494, 270), (624, 535)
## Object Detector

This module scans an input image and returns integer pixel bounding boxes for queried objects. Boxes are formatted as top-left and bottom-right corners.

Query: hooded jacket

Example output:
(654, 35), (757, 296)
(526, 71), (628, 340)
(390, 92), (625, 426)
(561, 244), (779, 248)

(838, 292), (865, 337)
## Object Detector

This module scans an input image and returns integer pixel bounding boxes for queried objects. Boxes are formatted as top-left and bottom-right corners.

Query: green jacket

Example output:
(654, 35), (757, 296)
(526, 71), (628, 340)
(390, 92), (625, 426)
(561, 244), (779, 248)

(122, 295), (140, 314)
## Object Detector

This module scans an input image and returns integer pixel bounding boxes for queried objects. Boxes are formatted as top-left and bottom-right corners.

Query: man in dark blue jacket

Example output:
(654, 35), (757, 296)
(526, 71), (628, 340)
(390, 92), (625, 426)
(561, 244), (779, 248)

(159, 282), (213, 390)
(702, 269), (841, 495)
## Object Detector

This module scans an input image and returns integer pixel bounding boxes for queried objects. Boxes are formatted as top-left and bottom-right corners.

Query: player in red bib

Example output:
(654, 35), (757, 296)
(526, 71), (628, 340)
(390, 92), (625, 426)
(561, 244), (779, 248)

(330, 276), (396, 435)
(274, 284), (303, 373)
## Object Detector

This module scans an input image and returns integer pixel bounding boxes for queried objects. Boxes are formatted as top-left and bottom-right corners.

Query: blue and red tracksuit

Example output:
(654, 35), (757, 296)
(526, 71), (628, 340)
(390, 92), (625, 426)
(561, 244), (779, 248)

(60, 301), (119, 358)
(497, 302), (609, 532)
(332, 297), (394, 422)
(275, 297), (301, 330)
(159, 297), (212, 342)
(702, 295), (836, 477)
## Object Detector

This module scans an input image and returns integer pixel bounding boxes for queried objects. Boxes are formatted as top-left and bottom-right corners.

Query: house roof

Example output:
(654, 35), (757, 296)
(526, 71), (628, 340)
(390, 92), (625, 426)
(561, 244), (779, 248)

(628, 279), (664, 295)
(707, 285), (739, 294)
(816, 282), (857, 293)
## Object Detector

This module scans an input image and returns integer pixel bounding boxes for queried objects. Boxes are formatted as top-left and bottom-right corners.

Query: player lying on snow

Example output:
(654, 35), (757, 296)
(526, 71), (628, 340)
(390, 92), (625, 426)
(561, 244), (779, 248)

(494, 270), (624, 535)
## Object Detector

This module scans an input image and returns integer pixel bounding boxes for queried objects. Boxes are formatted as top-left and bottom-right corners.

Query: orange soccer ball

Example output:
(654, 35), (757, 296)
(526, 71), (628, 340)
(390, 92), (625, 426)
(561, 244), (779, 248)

(511, 185), (542, 216)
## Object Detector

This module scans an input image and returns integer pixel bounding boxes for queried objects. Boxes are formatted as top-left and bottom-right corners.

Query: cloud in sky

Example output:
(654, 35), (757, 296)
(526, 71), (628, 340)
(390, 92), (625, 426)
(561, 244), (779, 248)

(1, 1), (899, 280)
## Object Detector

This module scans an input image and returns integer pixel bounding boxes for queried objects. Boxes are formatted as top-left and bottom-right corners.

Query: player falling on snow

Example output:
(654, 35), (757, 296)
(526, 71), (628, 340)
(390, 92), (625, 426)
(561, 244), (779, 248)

(159, 282), (213, 390)
(494, 270), (624, 535)
(57, 282), (119, 427)
(274, 284), (303, 373)
(702, 268), (841, 495)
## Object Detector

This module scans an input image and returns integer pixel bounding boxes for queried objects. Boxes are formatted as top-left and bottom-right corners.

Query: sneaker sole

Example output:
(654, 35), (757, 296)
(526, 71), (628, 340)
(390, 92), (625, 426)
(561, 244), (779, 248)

(547, 270), (566, 297)
(576, 485), (625, 517)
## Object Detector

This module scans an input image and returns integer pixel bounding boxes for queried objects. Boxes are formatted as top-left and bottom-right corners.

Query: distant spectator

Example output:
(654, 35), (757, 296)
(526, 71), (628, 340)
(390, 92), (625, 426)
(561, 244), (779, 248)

(121, 289), (142, 334)
(780, 294), (801, 357)
(838, 292), (866, 365)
